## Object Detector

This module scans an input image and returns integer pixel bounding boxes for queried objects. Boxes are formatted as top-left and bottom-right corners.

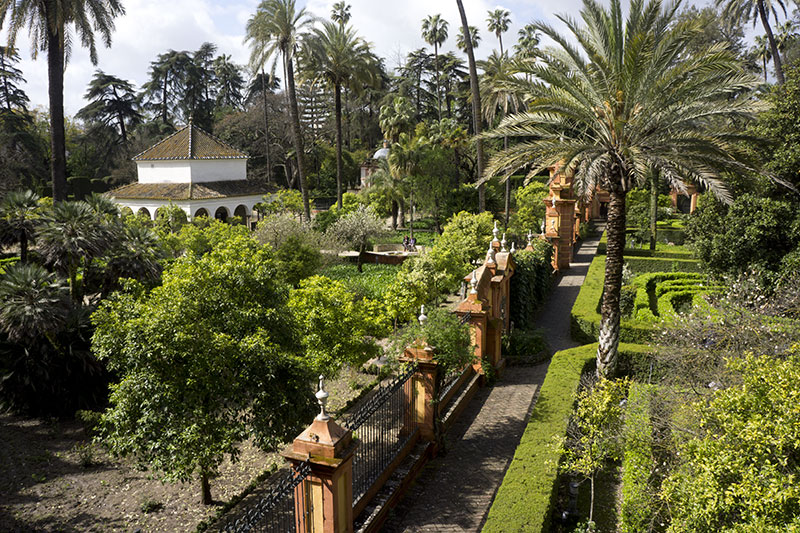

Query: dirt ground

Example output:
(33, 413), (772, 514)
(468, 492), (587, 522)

(0, 368), (377, 533)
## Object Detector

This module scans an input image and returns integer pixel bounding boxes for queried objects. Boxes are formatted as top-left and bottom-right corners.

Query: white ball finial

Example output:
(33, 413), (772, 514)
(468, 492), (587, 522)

(418, 305), (427, 325)
(315, 375), (330, 421)
(492, 220), (500, 243)
(470, 270), (478, 294)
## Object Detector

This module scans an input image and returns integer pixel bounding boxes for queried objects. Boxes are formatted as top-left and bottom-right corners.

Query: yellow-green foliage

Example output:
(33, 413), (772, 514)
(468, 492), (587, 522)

(620, 383), (657, 533)
(483, 343), (652, 533)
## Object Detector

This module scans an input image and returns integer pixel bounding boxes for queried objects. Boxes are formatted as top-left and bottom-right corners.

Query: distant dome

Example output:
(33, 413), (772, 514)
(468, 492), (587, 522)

(373, 147), (390, 159)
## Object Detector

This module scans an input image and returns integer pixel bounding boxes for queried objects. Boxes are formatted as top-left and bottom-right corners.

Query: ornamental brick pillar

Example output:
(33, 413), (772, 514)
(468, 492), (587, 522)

(283, 377), (356, 533)
(400, 337), (439, 442)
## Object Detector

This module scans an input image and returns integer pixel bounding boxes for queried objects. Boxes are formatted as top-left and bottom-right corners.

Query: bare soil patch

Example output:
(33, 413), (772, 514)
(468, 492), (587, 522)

(0, 368), (378, 532)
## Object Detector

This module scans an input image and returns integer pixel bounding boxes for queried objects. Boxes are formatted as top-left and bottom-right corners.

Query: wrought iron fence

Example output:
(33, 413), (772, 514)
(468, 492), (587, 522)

(342, 362), (418, 503)
(223, 459), (312, 533)
(459, 310), (472, 325)
(438, 365), (470, 405)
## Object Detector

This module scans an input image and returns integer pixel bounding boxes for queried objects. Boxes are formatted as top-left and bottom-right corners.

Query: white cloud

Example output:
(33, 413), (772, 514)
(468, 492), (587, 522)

(2, 0), (722, 116)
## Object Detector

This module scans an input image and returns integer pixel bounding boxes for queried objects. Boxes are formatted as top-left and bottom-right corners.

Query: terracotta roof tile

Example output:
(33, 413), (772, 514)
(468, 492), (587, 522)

(110, 180), (272, 200)
(132, 123), (248, 161)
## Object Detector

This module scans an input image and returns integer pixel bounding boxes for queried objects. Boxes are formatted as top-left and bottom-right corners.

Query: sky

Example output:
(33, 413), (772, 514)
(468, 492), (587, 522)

(2, 0), (717, 117)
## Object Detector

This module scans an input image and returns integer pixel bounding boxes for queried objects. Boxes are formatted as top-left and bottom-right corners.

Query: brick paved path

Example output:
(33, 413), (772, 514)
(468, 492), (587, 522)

(382, 231), (604, 532)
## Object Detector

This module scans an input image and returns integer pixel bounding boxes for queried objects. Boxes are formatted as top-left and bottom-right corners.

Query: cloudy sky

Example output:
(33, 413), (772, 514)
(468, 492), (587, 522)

(3, 0), (715, 116)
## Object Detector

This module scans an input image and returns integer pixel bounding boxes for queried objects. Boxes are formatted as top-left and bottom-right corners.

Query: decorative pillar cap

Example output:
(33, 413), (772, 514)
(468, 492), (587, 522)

(470, 270), (478, 294)
(485, 241), (496, 266)
(492, 220), (500, 243)
(501, 233), (508, 253)
(510, 242), (516, 254)
(418, 305), (427, 325)
(315, 375), (330, 421)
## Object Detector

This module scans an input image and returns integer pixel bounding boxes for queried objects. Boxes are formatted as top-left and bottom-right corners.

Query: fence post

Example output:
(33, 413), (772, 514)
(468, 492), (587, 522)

(283, 377), (356, 533)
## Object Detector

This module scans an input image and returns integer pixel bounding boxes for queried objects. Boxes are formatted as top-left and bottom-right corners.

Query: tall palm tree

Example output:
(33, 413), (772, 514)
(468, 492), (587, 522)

(484, 0), (763, 377)
(331, 1), (351, 25)
(0, 0), (125, 202)
(246, 0), (313, 221)
(479, 51), (523, 228)
(0, 189), (40, 262)
(379, 96), (414, 143)
(486, 8), (511, 55)
(717, 0), (787, 84)
(515, 23), (540, 59)
(753, 35), (772, 81)
(389, 132), (427, 239)
(305, 20), (379, 209)
(421, 14), (449, 121)
(77, 71), (141, 143)
(456, 25), (481, 53)
(455, 0), (486, 212)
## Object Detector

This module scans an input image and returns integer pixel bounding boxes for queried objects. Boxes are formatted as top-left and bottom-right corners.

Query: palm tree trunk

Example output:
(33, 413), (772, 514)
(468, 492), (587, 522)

(47, 26), (68, 203)
(597, 189), (626, 378)
(20, 233), (28, 263)
(335, 83), (344, 209)
(456, 0), (486, 213)
(284, 55), (311, 220)
(504, 136), (511, 228)
(649, 171), (657, 251)
(391, 200), (398, 229)
(758, 0), (785, 85)
(399, 200), (406, 228)
(261, 70), (272, 185)
(434, 44), (442, 121)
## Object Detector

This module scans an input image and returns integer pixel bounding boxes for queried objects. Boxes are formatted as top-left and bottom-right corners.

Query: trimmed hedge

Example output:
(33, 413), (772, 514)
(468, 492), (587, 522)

(482, 343), (652, 533)
(623, 256), (701, 273)
(620, 383), (657, 533)
(510, 240), (554, 329)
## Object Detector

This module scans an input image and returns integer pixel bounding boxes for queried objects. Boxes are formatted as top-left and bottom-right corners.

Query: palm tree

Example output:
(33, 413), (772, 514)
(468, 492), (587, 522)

(305, 20), (379, 209)
(753, 35), (772, 82)
(421, 14), (449, 121)
(0, 189), (40, 262)
(246, 0), (313, 221)
(247, 70), (281, 183)
(389, 132), (427, 239)
(0, 0), (125, 202)
(717, 0), (787, 84)
(486, 8), (511, 55)
(479, 51), (523, 228)
(37, 201), (115, 303)
(331, 1), (351, 25)
(484, 0), (763, 377)
(102, 224), (163, 297)
(76, 71), (141, 143)
(515, 24), (541, 59)
(0, 262), (69, 343)
(455, 0), (486, 212)
(456, 25), (481, 53)
(379, 96), (415, 143)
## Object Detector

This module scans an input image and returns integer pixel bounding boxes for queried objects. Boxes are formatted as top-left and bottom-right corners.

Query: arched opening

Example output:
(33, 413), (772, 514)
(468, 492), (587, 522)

(194, 207), (209, 220)
(154, 206), (166, 220)
(214, 206), (229, 222)
(137, 207), (152, 219)
(120, 207), (134, 218)
(233, 204), (249, 225)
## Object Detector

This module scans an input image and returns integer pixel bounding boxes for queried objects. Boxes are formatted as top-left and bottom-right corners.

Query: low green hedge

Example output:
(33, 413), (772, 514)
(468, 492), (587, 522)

(620, 383), (657, 533)
(623, 256), (701, 273)
(483, 343), (652, 533)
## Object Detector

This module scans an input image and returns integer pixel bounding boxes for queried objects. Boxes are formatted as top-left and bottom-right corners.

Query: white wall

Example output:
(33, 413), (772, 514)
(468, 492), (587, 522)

(136, 159), (246, 184)
(113, 196), (261, 222)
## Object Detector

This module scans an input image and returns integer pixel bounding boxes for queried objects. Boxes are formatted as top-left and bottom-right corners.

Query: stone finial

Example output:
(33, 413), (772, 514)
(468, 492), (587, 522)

(315, 375), (330, 421)
(418, 305), (427, 325)
(492, 220), (500, 243)
(540, 220), (546, 235)
(510, 242), (516, 254)
(470, 270), (478, 294)
(486, 241), (496, 265)
(501, 233), (508, 253)
(527, 230), (534, 247)
(550, 218), (557, 232)
(551, 195), (556, 209)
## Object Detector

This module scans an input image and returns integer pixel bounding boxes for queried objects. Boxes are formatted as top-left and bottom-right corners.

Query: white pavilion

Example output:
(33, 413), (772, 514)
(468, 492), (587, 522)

(110, 122), (269, 225)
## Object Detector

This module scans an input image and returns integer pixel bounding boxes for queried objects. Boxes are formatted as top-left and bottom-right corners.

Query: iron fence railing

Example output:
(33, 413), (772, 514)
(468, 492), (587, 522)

(438, 365), (471, 405)
(223, 459), (312, 533)
(459, 310), (472, 325)
(342, 363), (418, 503)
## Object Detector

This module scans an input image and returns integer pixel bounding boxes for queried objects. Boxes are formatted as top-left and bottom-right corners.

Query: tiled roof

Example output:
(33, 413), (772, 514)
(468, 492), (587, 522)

(132, 123), (248, 161)
(110, 180), (272, 200)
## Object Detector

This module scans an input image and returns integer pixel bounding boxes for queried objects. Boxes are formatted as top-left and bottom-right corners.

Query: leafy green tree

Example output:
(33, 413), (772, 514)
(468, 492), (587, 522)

(76, 71), (141, 143)
(421, 14), (449, 120)
(510, 180), (548, 237)
(288, 275), (384, 377)
(433, 210), (494, 274)
(93, 236), (314, 504)
(486, 8), (511, 55)
(456, 25), (480, 53)
(0, 45), (29, 111)
(326, 205), (386, 272)
(662, 351), (800, 532)
(0, 189), (40, 262)
(559, 378), (629, 526)
(0, 0), (124, 202)
(246, 0), (313, 221)
(141, 49), (193, 126)
(484, 0), (763, 377)
(213, 54), (245, 111)
(304, 20), (379, 208)
(717, 0), (788, 83)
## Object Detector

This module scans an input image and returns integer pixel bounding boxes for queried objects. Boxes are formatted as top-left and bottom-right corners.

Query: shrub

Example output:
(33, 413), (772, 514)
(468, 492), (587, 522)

(503, 328), (549, 365)
(320, 263), (399, 301)
(393, 307), (474, 376)
(510, 240), (554, 329)
(273, 234), (323, 287)
(433, 211), (495, 275)
(620, 383), (657, 533)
